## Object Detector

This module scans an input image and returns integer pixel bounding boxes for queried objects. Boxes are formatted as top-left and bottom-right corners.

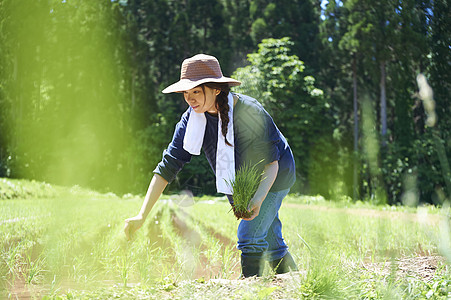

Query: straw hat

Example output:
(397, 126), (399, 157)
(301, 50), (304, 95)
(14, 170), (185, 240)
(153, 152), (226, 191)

(162, 54), (241, 94)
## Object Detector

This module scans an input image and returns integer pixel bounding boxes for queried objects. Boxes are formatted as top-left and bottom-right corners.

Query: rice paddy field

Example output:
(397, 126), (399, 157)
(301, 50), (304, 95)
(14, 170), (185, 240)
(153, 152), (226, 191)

(0, 178), (450, 299)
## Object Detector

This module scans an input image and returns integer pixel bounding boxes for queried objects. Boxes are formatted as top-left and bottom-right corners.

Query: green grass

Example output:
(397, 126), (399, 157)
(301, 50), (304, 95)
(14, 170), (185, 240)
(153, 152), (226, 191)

(0, 178), (58, 200)
(0, 178), (450, 299)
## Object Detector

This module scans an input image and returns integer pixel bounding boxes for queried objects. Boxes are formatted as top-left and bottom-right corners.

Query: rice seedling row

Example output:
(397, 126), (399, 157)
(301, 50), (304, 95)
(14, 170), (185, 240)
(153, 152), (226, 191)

(173, 207), (240, 279)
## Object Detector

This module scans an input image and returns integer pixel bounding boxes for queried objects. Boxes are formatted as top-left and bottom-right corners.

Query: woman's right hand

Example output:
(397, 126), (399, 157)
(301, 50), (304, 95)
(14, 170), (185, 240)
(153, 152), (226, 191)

(124, 174), (168, 241)
(124, 215), (145, 241)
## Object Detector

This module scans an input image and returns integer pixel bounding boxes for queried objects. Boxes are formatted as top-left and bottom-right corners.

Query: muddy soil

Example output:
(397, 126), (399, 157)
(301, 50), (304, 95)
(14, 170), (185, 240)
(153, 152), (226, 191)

(361, 255), (447, 281)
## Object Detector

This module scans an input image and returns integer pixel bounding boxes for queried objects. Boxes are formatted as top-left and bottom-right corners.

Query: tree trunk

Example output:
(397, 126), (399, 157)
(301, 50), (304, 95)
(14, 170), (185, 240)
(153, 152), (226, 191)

(13, 55), (21, 154)
(380, 61), (387, 146)
(131, 70), (136, 110)
(353, 55), (359, 201)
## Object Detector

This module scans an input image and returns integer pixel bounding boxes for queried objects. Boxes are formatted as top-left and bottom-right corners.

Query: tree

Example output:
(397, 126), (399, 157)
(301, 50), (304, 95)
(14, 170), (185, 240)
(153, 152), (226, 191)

(428, 0), (451, 134)
(330, 0), (375, 200)
(233, 37), (332, 195)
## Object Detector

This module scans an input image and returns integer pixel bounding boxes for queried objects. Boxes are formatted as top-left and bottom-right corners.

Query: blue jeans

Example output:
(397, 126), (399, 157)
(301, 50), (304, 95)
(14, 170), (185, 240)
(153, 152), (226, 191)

(237, 188), (290, 261)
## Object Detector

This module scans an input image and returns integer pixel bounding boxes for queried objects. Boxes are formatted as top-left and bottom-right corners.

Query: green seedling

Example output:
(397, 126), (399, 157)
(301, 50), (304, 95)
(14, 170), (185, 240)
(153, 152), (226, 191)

(226, 161), (264, 219)
(2, 243), (23, 285)
(23, 254), (46, 285)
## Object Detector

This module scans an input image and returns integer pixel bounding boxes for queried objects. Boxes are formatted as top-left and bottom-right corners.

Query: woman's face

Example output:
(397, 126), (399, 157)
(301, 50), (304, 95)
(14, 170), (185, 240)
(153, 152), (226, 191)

(183, 85), (220, 114)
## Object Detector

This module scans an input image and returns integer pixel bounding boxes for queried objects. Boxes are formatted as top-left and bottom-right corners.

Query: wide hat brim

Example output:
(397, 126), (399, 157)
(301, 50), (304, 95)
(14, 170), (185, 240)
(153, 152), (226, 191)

(162, 77), (241, 94)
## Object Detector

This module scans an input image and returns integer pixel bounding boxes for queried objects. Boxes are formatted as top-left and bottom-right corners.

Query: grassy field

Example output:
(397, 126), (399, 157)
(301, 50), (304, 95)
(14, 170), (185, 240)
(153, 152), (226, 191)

(0, 178), (450, 299)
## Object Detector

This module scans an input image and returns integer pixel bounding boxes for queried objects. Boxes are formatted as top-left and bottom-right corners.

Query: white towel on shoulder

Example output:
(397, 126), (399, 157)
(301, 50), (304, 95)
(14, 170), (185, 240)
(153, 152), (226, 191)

(183, 92), (235, 194)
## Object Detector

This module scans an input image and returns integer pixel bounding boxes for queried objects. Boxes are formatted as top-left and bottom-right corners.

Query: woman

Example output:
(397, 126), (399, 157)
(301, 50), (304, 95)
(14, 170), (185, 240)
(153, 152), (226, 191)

(124, 54), (297, 277)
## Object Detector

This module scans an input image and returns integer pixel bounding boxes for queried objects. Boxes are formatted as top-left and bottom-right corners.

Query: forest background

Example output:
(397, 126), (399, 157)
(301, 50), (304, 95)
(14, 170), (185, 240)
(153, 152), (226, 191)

(0, 0), (449, 205)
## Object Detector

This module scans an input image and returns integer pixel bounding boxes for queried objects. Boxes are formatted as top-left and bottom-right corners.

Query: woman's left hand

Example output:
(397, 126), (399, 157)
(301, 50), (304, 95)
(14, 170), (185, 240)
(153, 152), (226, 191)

(242, 197), (264, 221)
(241, 161), (279, 221)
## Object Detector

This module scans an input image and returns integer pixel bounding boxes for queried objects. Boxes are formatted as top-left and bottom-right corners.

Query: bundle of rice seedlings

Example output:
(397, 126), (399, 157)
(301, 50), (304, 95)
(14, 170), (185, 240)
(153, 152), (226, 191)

(226, 161), (264, 219)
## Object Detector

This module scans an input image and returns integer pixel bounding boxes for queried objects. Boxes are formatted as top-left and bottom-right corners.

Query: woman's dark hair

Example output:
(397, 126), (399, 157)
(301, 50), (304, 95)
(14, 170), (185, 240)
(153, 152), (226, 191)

(201, 82), (232, 146)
